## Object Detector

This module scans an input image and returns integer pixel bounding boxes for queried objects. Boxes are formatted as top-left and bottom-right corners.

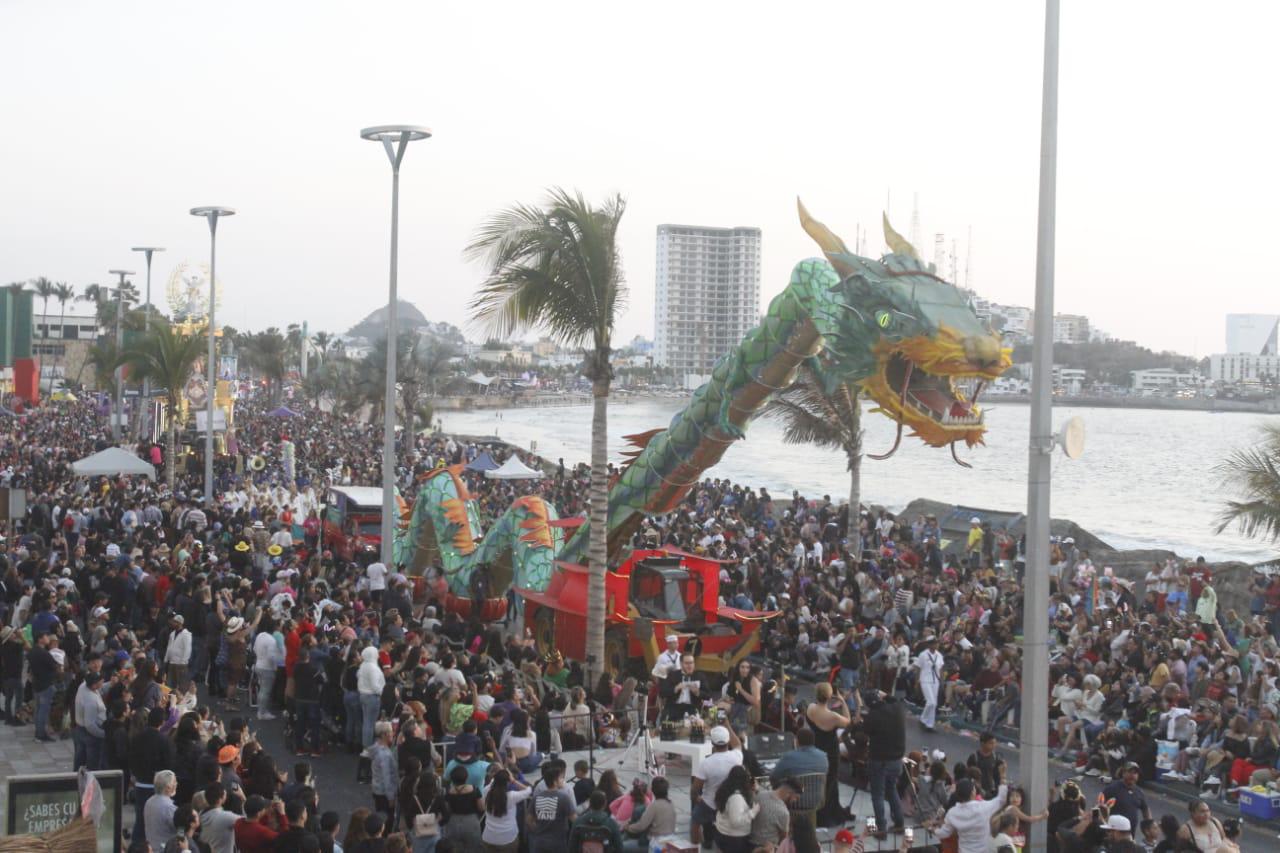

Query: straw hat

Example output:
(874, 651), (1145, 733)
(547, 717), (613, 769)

(225, 616), (245, 634)
(234, 541), (251, 553)
(267, 544), (283, 557)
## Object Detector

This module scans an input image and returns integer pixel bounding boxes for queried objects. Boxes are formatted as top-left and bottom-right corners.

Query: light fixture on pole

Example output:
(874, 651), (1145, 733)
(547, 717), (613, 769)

(1019, 1), (1060, 849)
(360, 124), (432, 568)
(131, 246), (165, 440)
(189, 206), (235, 505)
(106, 270), (135, 441)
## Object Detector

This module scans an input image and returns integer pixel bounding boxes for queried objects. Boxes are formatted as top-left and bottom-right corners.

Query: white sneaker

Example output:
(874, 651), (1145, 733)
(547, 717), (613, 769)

(1085, 768), (1102, 777)
(1099, 775), (1112, 784)
(257, 712), (277, 720)
(1204, 775), (1221, 786)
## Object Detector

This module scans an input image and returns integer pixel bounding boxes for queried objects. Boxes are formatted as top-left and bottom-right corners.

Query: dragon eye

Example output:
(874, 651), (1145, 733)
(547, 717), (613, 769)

(875, 310), (893, 329)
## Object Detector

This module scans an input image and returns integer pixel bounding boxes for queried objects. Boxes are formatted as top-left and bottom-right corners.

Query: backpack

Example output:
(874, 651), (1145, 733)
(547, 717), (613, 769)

(573, 824), (613, 853)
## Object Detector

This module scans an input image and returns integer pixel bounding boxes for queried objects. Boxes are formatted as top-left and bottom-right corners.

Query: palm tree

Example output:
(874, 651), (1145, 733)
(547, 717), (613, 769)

(52, 282), (75, 382)
(118, 325), (205, 489)
(762, 364), (864, 516)
(397, 333), (457, 438)
(30, 277), (56, 387)
(466, 188), (627, 673)
(1216, 423), (1280, 543)
(243, 328), (288, 404)
(311, 331), (332, 368)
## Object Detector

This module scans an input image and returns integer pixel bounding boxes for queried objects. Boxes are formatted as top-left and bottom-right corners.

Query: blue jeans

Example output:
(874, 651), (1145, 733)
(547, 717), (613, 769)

(839, 667), (860, 711)
(867, 757), (904, 830)
(34, 685), (55, 738)
(360, 693), (381, 747)
(344, 690), (362, 746)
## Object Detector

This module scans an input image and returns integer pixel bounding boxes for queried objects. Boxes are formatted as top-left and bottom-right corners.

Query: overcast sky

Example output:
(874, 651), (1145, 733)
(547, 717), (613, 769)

(2, 1), (1276, 356)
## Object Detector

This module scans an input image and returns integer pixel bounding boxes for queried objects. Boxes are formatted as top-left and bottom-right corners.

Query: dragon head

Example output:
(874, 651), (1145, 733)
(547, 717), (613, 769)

(797, 200), (1011, 458)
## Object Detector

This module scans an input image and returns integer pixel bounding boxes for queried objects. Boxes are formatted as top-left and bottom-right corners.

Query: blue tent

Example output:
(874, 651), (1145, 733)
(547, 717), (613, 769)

(266, 406), (301, 418)
(465, 451), (500, 472)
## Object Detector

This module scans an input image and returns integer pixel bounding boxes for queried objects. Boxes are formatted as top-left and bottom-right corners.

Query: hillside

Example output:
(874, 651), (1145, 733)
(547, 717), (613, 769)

(345, 300), (466, 345)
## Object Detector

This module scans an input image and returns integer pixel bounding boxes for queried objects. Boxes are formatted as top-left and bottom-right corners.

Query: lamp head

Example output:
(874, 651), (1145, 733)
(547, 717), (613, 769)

(107, 270), (135, 278)
(360, 125), (432, 143)
(131, 247), (166, 253)
(189, 207), (236, 218)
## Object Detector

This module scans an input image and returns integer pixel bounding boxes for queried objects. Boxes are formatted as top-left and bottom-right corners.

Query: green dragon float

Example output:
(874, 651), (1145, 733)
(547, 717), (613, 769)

(394, 202), (1010, 614)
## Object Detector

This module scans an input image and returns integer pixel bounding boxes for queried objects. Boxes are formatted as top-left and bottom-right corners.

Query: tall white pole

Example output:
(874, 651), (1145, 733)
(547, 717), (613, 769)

(1019, 1), (1059, 849)
(143, 252), (153, 439)
(381, 152), (402, 568)
(362, 125), (430, 569)
(191, 208), (234, 505)
(206, 220), (218, 505)
(114, 282), (124, 440)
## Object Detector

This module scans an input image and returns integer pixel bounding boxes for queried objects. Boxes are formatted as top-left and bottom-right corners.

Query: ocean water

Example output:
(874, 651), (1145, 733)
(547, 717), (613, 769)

(440, 398), (1279, 563)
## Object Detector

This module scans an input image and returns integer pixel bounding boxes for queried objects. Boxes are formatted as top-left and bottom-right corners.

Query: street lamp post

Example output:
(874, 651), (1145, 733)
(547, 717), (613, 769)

(131, 246), (165, 440)
(106, 269), (135, 442)
(189, 207), (236, 505)
(1019, 1), (1060, 849)
(360, 124), (431, 568)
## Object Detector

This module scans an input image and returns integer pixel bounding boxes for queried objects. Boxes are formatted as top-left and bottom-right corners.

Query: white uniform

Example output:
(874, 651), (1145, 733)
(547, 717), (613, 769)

(914, 646), (944, 729)
(651, 647), (681, 680)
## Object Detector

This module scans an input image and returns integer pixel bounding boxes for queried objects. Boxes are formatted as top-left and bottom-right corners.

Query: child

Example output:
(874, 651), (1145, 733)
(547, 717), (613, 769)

(572, 759), (594, 806)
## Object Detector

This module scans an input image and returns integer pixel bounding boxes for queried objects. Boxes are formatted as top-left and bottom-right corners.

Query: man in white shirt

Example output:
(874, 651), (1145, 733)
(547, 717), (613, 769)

(934, 778), (1008, 853)
(913, 636), (944, 731)
(690, 726), (743, 845)
(252, 629), (281, 720)
(651, 635), (682, 681)
(269, 525), (293, 550)
(163, 615), (192, 690)
(366, 561), (387, 605)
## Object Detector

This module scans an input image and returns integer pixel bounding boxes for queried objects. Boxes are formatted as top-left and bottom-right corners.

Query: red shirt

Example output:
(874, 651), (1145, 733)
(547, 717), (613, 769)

(233, 814), (281, 853)
(155, 573), (172, 607)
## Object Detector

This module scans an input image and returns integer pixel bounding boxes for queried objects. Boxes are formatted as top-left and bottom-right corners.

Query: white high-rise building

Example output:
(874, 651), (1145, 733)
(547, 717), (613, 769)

(1225, 314), (1279, 355)
(653, 224), (761, 378)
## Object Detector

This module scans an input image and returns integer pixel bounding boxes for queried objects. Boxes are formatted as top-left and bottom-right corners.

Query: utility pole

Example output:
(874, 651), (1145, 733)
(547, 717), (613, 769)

(1019, 2), (1060, 850)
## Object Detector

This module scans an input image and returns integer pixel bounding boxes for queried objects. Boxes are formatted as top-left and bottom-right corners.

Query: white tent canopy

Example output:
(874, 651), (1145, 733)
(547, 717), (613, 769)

(467, 373), (493, 387)
(71, 447), (155, 479)
(484, 455), (544, 479)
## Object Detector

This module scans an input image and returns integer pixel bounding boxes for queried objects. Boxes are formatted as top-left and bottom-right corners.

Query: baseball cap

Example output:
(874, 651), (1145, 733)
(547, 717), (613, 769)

(1104, 815), (1131, 832)
(244, 795), (269, 816)
(970, 517), (981, 524)
(218, 745), (240, 764)
(455, 733), (481, 756)
(709, 726), (730, 746)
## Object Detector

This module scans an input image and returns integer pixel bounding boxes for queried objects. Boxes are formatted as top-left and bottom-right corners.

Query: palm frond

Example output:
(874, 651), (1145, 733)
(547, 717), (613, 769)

(1216, 426), (1280, 542)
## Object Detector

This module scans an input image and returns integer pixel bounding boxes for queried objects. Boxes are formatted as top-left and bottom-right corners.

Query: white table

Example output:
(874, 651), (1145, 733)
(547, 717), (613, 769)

(656, 738), (714, 774)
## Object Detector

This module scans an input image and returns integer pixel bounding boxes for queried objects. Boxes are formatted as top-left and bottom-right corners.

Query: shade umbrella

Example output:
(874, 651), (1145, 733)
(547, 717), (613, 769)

(266, 406), (301, 418)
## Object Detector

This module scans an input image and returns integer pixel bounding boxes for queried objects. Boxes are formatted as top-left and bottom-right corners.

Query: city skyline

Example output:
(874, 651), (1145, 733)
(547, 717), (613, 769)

(2, 2), (1277, 357)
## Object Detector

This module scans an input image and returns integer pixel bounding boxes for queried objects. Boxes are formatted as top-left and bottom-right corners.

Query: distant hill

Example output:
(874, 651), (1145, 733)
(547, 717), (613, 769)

(345, 300), (466, 345)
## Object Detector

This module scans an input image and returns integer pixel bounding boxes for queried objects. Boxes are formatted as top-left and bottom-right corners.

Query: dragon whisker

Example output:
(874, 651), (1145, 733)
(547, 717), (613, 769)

(868, 418), (904, 461)
(950, 441), (973, 468)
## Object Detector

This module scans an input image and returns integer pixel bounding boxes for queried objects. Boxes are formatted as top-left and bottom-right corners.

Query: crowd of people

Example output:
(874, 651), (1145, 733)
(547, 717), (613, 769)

(0, 391), (1271, 853)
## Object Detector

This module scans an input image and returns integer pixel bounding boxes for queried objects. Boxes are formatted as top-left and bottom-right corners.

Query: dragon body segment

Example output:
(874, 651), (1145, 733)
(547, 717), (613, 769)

(394, 464), (564, 598)
(396, 202), (1010, 593)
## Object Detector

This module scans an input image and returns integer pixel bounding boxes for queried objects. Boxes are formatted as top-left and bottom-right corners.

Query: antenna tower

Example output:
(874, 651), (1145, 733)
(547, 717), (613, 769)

(950, 238), (959, 285)
(933, 234), (945, 274)
(965, 226), (973, 289)
(910, 193), (922, 256)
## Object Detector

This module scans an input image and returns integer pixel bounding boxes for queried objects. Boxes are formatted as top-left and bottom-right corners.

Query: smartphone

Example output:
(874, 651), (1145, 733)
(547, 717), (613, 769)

(905, 827), (914, 843)
(866, 816), (877, 832)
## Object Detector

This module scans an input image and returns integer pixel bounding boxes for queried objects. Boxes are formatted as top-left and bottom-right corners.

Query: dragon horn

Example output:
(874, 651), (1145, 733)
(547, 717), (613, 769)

(882, 212), (920, 261)
(797, 197), (857, 278)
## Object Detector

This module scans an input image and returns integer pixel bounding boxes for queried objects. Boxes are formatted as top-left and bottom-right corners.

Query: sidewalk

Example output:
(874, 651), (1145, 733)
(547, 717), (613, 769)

(0, 728), (76, 829)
